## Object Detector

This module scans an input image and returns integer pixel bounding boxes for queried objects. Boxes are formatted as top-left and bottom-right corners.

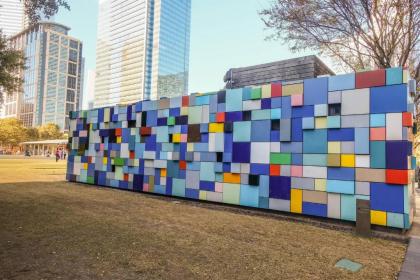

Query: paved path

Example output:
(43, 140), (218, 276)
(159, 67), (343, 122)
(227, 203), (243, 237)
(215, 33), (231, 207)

(399, 188), (420, 280)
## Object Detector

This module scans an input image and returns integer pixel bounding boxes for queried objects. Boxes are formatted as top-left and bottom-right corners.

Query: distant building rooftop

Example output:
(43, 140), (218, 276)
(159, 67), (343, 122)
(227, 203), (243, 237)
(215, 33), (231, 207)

(224, 55), (335, 89)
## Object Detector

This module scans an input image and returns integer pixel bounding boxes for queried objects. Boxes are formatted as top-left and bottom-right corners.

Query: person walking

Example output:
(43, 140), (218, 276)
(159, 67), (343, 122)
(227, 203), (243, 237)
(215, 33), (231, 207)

(63, 150), (67, 160)
(55, 149), (60, 162)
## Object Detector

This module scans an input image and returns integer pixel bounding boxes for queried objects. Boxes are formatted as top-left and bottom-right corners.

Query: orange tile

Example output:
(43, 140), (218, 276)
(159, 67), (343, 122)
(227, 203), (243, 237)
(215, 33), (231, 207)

(161, 169), (167, 177)
(223, 173), (241, 184)
(179, 160), (186, 170)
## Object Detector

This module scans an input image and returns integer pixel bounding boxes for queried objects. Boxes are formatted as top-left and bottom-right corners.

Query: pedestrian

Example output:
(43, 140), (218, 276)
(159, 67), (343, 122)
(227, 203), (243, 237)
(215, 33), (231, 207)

(63, 150), (67, 160)
(55, 149), (60, 162)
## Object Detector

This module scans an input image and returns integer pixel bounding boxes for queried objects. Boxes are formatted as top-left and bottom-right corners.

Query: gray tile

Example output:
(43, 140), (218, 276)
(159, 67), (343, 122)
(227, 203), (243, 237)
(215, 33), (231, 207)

(398, 271), (420, 280)
(407, 237), (420, 253)
(400, 258), (420, 275)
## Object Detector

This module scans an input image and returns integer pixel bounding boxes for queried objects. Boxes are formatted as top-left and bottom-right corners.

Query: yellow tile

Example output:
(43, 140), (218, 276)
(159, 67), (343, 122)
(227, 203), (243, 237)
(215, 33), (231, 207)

(341, 154), (355, 167)
(290, 189), (302, 213)
(117, 136), (121, 143)
(261, 84), (271, 98)
(173, 134), (181, 143)
(83, 163), (88, 170)
(282, 83), (303, 96)
(181, 107), (188, 115)
(371, 210), (387, 226)
(328, 142), (341, 154)
(209, 123), (224, 133)
(187, 143), (194, 152)
(403, 69), (408, 83)
(314, 179), (326, 192)
(199, 190), (207, 200)
(102, 158), (107, 165)
(315, 117), (327, 129)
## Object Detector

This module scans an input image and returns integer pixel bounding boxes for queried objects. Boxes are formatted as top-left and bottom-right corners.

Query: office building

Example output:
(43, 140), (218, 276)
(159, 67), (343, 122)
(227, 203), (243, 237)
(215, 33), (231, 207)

(0, 0), (25, 37)
(4, 21), (84, 130)
(94, 0), (191, 107)
(224, 55), (335, 89)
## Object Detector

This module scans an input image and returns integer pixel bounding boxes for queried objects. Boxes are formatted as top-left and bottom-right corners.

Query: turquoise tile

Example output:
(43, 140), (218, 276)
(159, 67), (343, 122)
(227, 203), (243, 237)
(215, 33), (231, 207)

(340, 194), (356, 221)
(252, 109), (271, 120)
(387, 212), (404, 228)
(233, 121), (251, 142)
(271, 108), (281, 119)
(303, 154), (327, 166)
(226, 88), (243, 112)
(327, 180), (355, 194)
(240, 184), (259, 207)
(327, 116), (340, 128)
(386, 67), (403, 85)
(172, 178), (186, 197)
(370, 114), (385, 127)
(200, 162), (215, 181)
(370, 141), (386, 168)
(303, 129), (327, 153)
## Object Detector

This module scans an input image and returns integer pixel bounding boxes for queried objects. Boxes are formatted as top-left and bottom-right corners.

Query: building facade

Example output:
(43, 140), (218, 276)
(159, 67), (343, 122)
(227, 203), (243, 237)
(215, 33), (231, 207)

(0, 0), (25, 37)
(94, 0), (191, 108)
(5, 22), (84, 130)
(224, 56), (335, 89)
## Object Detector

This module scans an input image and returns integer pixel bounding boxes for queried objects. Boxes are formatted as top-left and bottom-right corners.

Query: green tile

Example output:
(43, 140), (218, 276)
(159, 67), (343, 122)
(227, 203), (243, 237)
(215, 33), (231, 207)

(251, 87), (262, 99)
(270, 153), (291, 164)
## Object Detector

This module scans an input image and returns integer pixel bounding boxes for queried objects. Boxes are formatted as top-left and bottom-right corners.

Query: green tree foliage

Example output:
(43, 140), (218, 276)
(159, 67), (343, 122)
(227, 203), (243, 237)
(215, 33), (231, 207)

(260, 0), (420, 81)
(0, 118), (28, 147)
(37, 123), (63, 140)
(0, 31), (25, 104)
(22, 0), (70, 24)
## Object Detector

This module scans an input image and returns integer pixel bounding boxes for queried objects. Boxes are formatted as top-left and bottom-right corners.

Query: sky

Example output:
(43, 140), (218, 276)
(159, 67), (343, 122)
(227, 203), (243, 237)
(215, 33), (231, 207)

(56, 0), (324, 101)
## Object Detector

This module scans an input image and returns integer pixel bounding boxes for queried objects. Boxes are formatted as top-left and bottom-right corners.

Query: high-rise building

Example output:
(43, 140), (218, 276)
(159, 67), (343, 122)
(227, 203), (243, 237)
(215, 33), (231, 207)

(4, 21), (84, 131)
(0, 0), (25, 37)
(94, 0), (191, 108)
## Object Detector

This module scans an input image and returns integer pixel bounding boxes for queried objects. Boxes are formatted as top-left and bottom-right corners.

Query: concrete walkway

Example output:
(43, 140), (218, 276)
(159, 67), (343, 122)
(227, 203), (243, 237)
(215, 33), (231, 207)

(399, 188), (420, 280)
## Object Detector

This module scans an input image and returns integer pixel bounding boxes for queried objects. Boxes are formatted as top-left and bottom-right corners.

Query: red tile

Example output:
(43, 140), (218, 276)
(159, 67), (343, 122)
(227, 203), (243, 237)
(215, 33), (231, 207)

(182, 96), (189, 107)
(140, 127), (151, 136)
(216, 112), (225, 123)
(179, 160), (186, 170)
(386, 169), (408, 185)
(271, 83), (282, 97)
(402, 112), (413, 127)
(355, 69), (386, 88)
(270, 165), (281, 176)
(115, 128), (122, 136)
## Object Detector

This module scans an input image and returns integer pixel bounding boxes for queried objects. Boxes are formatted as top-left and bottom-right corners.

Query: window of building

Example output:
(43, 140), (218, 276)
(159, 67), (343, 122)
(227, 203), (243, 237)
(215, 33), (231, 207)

(68, 63), (77, 75)
(65, 103), (74, 115)
(67, 76), (76, 89)
(69, 49), (78, 62)
(66, 90), (75, 102)
(69, 40), (79, 49)
(328, 104), (341, 116)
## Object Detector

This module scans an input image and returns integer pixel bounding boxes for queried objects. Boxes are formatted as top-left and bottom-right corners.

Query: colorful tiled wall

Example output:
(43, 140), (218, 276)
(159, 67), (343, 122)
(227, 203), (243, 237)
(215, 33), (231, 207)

(67, 67), (416, 229)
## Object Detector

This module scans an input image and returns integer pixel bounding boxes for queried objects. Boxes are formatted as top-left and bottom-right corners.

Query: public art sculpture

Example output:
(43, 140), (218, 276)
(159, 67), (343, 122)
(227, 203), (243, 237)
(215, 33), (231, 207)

(67, 67), (416, 229)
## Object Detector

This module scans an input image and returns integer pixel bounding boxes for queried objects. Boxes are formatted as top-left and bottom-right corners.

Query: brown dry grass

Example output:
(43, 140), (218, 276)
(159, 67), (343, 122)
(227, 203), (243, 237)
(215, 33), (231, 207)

(0, 157), (406, 279)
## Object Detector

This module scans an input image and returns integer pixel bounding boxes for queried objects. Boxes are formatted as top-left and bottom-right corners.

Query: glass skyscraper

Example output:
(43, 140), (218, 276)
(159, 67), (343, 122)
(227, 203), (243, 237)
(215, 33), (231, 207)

(5, 22), (84, 130)
(94, 0), (191, 108)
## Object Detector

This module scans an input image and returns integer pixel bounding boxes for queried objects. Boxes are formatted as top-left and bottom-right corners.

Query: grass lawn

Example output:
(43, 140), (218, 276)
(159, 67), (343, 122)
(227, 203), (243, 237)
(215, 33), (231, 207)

(0, 157), (406, 279)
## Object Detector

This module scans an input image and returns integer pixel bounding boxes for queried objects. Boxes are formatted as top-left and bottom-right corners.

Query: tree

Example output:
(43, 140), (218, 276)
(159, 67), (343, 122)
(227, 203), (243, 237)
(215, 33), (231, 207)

(22, 0), (70, 24)
(260, 0), (420, 81)
(26, 127), (39, 141)
(38, 123), (63, 140)
(0, 31), (25, 104)
(0, 118), (28, 147)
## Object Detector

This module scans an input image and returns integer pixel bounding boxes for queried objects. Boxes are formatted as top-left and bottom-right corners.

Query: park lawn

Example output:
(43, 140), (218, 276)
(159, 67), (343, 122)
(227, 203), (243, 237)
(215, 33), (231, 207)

(0, 158), (406, 279)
